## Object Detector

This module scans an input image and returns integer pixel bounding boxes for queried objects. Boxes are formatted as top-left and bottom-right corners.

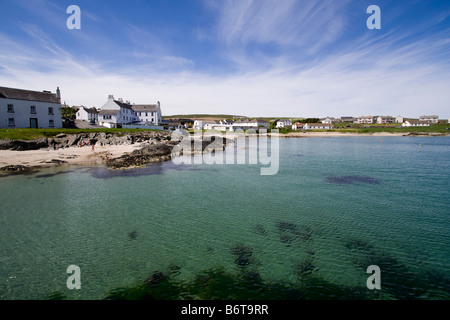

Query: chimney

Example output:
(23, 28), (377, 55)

(118, 98), (123, 102)
(108, 95), (114, 100)
(56, 87), (61, 101)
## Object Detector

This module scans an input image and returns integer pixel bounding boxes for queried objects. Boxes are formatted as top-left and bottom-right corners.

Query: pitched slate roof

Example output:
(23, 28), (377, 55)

(77, 106), (98, 114)
(0, 86), (60, 103)
(131, 104), (159, 112)
(113, 100), (133, 110)
(99, 109), (120, 115)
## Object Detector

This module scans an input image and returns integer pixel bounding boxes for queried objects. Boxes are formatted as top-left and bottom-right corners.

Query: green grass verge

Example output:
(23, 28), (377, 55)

(0, 128), (164, 141)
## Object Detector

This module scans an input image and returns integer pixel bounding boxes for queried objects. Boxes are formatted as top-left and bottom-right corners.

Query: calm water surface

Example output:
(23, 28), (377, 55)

(0, 136), (449, 299)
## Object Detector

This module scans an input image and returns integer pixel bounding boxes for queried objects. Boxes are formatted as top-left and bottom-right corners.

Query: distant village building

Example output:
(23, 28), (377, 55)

(321, 117), (338, 124)
(376, 116), (395, 124)
(304, 123), (334, 130)
(76, 106), (98, 123)
(419, 115), (439, 123)
(193, 118), (269, 132)
(98, 95), (161, 128)
(341, 116), (356, 123)
(276, 119), (292, 128)
(357, 116), (378, 124)
(0, 86), (62, 129)
(292, 122), (304, 130)
(395, 116), (404, 123)
(402, 120), (430, 127)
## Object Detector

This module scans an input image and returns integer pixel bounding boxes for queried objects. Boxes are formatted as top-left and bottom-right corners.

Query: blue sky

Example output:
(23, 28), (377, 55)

(0, 0), (449, 118)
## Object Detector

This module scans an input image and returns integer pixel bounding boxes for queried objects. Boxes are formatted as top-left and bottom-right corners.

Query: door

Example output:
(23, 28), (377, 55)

(30, 118), (38, 128)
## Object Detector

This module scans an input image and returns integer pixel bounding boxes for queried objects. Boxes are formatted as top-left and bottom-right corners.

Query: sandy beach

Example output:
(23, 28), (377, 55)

(0, 143), (147, 169)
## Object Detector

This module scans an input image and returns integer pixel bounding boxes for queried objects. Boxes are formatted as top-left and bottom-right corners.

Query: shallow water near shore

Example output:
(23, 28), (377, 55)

(0, 136), (449, 300)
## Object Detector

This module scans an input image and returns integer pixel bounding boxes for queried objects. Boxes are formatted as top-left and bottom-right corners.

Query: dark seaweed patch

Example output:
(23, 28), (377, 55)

(295, 258), (319, 278)
(345, 238), (450, 299)
(230, 244), (255, 269)
(276, 221), (313, 246)
(103, 265), (379, 300)
(168, 265), (181, 277)
(128, 230), (138, 240)
(325, 175), (380, 185)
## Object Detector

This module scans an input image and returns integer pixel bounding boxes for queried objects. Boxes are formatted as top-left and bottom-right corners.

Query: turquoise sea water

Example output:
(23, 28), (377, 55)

(0, 136), (449, 300)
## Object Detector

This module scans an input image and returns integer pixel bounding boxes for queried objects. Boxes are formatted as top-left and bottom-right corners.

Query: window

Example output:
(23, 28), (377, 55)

(48, 107), (54, 115)
(8, 118), (15, 127)
(30, 106), (36, 114)
(7, 104), (14, 113)
(49, 119), (55, 128)
(145, 112), (148, 117)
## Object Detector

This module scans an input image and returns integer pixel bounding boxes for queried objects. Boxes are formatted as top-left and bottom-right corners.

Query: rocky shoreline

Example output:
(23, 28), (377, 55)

(0, 131), (231, 174)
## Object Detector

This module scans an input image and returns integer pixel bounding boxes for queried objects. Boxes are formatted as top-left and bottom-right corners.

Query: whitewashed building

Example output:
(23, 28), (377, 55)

(377, 116), (395, 124)
(0, 86), (62, 129)
(358, 116), (378, 124)
(304, 123), (334, 130)
(292, 122), (304, 130)
(402, 120), (430, 127)
(98, 95), (162, 128)
(321, 117), (338, 124)
(276, 119), (292, 128)
(76, 106), (98, 123)
(420, 115), (439, 123)
(395, 116), (404, 123)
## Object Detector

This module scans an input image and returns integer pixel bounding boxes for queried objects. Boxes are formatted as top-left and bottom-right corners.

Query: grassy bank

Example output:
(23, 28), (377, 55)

(278, 123), (450, 135)
(0, 128), (163, 141)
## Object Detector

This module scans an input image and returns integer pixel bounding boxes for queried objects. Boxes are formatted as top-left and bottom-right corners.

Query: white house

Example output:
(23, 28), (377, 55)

(292, 122), (304, 130)
(420, 115), (439, 123)
(358, 116), (378, 124)
(98, 95), (162, 128)
(0, 86), (62, 129)
(395, 116), (404, 123)
(76, 106), (98, 123)
(402, 120), (430, 127)
(233, 119), (270, 130)
(276, 119), (292, 128)
(304, 123), (334, 130)
(377, 116), (395, 124)
(321, 117), (337, 124)
(132, 103), (162, 125)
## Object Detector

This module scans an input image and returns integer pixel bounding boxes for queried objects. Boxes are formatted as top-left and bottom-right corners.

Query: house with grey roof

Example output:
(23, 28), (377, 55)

(0, 86), (62, 129)
(419, 115), (439, 124)
(98, 95), (162, 128)
(76, 106), (98, 123)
